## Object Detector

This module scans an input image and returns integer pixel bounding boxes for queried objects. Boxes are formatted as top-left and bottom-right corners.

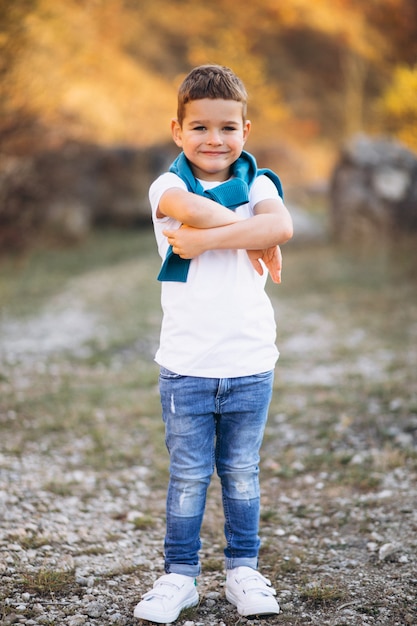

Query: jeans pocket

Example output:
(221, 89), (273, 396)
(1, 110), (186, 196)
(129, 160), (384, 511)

(252, 369), (274, 380)
(159, 366), (183, 380)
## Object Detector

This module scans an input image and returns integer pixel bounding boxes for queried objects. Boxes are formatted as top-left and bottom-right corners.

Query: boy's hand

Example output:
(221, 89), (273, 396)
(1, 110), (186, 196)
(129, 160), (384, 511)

(164, 225), (283, 282)
(246, 245), (282, 283)
(163, 225), (206, 259)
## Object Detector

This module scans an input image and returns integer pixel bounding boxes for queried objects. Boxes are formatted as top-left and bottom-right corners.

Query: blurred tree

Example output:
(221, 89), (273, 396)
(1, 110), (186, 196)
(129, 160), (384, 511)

(1, 0), (416, 168)
(0, 0), (41, 152)
(254, 0), (389, 140)
(361, 0), (417, 66)
(1, 0), (178, 151)
(378, 64), (417, 150)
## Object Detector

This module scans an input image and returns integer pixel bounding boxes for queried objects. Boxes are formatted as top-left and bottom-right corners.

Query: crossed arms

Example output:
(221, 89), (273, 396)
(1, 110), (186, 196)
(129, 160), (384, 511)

(157, 187), (293, 283)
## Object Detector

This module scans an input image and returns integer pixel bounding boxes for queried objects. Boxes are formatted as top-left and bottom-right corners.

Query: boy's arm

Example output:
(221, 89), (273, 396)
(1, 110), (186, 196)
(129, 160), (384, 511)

(157, 188), (242, 228)
(244, 199), (289, 282)
(164, 197), (293, 256)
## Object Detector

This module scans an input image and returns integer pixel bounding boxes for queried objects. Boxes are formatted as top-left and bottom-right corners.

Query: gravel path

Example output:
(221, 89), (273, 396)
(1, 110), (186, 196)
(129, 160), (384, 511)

(1, 239), (416, 626)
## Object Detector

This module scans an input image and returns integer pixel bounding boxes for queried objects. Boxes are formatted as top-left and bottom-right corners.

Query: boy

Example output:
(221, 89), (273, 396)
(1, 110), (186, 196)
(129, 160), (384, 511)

(134, 64), (293, 623)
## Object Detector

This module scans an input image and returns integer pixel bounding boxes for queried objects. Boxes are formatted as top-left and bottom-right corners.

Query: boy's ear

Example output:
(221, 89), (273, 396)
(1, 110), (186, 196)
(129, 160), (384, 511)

(171, 119), (183, 147)
(243, 119), (251, 143)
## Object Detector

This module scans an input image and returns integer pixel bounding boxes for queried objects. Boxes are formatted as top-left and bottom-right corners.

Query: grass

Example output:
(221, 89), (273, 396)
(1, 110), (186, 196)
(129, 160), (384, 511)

(0, 229), (165, 477)
(131, 514), (157, 530)
(1, 227), (416, 624)
(7, 533), (52, 551)
(298, 582), (346, 606)
(19, 568), (77, 596)
(1, 228), (415, 484)
(1, 230), (415, 492)
(0, 228), (154, 319)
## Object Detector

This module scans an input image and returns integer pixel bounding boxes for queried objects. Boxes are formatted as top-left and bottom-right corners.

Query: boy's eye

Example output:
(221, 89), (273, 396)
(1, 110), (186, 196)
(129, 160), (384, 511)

(224, 126), (237, 131)
(193, 126), (206, 131)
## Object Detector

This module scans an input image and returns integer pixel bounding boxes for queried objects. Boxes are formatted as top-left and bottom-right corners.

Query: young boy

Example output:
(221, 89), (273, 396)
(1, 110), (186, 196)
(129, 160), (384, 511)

(134, 64), (293, 623)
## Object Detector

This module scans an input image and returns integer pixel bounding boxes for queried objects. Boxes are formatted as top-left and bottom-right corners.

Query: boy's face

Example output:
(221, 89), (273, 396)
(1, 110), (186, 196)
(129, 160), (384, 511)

(171, 98), (251, 181)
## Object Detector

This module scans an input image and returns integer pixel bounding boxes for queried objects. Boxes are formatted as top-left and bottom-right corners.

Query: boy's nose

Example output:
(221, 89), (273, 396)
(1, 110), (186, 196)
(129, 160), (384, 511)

(207, 131), (222, 145)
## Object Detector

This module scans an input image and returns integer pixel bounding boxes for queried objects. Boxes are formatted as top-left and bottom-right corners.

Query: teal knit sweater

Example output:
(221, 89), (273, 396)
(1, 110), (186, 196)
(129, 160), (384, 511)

(157, 150), (283, 282)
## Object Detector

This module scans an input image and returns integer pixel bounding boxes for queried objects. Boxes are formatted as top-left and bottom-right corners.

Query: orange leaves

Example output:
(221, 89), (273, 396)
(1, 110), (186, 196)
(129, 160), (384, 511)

(7, 0), (177, 145)
(378, 65), (417, 151)
(2, 0), (417, 160)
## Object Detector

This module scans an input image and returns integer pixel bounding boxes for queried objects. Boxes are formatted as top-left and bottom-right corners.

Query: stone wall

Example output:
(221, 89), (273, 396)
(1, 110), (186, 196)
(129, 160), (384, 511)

(0, 142), (178, 250)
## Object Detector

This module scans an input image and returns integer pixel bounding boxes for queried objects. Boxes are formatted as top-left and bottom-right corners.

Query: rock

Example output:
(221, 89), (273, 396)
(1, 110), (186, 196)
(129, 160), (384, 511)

(378, 542), (399, 561)
(66, 617), (87, 626)
(330, 134), (417, 243)
(0, 614), (20, 625)
(84, 601), (105, 618)
(205, 592), (221, 600)
(108, 613), (127, 624)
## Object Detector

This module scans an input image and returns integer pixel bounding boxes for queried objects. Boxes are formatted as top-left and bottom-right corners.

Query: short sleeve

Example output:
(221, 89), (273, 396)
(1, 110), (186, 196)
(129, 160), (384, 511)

(149, 173), (188, 221)
(249, 175), (282, 208)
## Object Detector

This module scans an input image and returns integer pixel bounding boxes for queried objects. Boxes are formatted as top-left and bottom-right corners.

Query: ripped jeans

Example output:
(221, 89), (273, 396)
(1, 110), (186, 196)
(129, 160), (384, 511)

(159, 367), (274, 577)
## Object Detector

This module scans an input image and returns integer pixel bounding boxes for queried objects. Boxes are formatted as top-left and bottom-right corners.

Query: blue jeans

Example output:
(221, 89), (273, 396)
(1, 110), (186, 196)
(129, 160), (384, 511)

(159, 367), (274, 577)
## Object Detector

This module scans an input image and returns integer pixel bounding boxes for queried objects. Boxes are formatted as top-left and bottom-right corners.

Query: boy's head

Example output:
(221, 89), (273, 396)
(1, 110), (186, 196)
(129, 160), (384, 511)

(177, 64), (248, 127)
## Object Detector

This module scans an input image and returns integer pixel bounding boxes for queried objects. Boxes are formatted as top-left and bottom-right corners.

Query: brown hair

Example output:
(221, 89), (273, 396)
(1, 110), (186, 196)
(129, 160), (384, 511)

(176, 64), (248, 126)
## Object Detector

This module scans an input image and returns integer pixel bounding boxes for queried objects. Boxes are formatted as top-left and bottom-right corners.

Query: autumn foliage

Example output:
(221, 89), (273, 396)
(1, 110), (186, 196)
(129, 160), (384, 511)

(1, 0), (416, 180)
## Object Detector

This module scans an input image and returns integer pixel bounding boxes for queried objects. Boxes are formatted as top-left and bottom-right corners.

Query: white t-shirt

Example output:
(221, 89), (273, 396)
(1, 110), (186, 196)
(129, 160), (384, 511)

(150, 172), (282, 378)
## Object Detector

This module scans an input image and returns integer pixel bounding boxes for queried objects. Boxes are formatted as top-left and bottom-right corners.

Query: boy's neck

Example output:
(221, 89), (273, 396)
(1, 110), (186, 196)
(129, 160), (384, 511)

(188, 159), (233, 183)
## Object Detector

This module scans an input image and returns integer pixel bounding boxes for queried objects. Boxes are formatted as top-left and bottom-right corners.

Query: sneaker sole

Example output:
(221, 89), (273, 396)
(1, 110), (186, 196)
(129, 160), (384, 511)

(226, 589), (280, 617)
(134, 590), (199, 623)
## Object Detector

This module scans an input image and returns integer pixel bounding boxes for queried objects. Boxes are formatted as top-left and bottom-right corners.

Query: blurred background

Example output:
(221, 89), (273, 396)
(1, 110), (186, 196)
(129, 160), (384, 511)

(1, 0), (417, 250)
(0, 7), (416, 622)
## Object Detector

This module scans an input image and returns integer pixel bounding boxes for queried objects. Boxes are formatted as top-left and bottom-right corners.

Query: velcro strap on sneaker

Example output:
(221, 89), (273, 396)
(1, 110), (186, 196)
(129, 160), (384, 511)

(239, 573), (277, 596)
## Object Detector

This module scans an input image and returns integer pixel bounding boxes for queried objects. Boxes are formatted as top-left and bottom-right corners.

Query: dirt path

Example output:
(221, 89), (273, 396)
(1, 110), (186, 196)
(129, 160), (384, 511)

(0, 235), (416, 625)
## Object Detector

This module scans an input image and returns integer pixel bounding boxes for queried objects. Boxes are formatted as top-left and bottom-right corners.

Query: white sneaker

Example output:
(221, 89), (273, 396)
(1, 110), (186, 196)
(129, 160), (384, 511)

(226, 566), (280, 617)
(134, 573), (199, 623)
